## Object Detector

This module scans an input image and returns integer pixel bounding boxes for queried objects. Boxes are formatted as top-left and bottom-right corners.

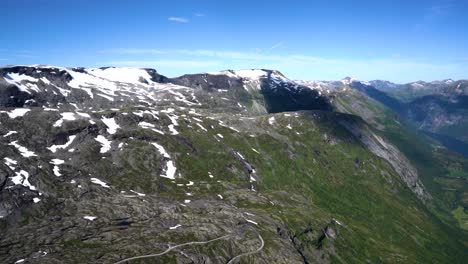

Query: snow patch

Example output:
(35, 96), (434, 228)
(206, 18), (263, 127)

(138, 121), (155, 128)
(95, 135), (111, 153)
(268, 116), (275, 125)
(10, 170), (36, 190)
(130, 190), (146, 197)
(101, 117), (120, 134)
(1, 108), (30, 118)
(50, 159), (65, 165)
(246, 219), (258, 225)
(4, 157), (18, 170)
(168, 125), (179, 135)
(83, 216), (97, 221)
(169, 224), (182, 230)
(53, 112), (76, 127)
(90, 178), (110, 188)
(47, 135), (76, 153)
(87, 67), (152, 84)
(196, 123), (208, 131)
(233, 69), (267, 79)
(4, 72), (39, 93)
(8, 141), (37, 157)
(235, 152), (245, 160)
(50, 159), (65, 177)
(97, 93), (114, 101)
(151, 143), (177, 179)
(3, 131), (18, 137)
(76, 112), (91, 118)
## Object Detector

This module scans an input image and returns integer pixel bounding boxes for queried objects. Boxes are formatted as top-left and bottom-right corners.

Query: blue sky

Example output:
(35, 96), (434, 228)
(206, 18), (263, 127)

(1, 0), (467, 82)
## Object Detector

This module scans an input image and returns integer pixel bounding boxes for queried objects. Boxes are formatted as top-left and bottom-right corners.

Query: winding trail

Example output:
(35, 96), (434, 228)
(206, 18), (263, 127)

(227, 231), (264, 264)
(113, 234), (232, 264)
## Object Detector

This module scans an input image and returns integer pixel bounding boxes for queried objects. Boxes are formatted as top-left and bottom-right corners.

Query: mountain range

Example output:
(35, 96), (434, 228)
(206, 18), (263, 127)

(297, 77), (468, 157)
(0, 65), (467, 263)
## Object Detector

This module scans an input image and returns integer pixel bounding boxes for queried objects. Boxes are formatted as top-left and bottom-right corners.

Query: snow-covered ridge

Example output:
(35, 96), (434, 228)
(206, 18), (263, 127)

(85, 67), (153, 84)
(295, 80), (331, 90)
(1, 66), (159, 91)
(0, 65), (203, 109)
(206, 69), (289, 81)
(340, 76), (358, 85)
(1, 66), (367, 98)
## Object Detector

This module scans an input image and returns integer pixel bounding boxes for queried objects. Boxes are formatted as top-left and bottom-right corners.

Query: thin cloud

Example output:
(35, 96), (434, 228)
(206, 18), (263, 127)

(425, 5), (449, 19)
(104, 48), (167, 54)
(268, 41), (285, 51)
(415, 5), (450, 30)
(16, 54), (38, 59)
(104, 48), (463, 81)
(168, 17), (189, 23)
(107, 60), (220, 68)
(194, 13), (205, 17)
(105, 48), (328, 62)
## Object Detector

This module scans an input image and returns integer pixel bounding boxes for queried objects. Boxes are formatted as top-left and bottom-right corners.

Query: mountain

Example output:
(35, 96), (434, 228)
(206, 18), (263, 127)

(370, 79), (467, 102)
(366, 79), (468, 153)
(300, 78), (468, 157)
(300, 77), (468, 234)
(368, 80), (402, 92)
(0, 66), (467, 263)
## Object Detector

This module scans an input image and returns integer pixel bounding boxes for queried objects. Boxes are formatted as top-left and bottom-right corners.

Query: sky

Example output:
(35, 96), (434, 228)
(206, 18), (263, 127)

(1, 0), (467, 83)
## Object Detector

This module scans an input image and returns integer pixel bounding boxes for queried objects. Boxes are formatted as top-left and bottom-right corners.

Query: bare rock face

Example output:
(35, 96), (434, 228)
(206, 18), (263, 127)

(339, 118), (431, 202)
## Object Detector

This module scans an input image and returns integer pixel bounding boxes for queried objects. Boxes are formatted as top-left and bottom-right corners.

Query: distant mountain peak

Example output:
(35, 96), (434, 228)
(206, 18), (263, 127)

(340, 76), (358, 85)
(205, 69), (289, 82)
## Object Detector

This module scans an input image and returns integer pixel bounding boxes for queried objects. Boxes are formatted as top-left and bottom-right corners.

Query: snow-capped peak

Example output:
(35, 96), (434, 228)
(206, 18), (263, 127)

(85, 67), (154, 84)
(231, 69), (268, 79)
(206, 69), (289, 82)
(340, 76), (358, 85)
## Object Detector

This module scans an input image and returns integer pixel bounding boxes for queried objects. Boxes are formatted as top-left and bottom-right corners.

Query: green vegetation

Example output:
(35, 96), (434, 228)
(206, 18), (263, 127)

(452, 206), (468, 231)
(123, 108), (467, 263)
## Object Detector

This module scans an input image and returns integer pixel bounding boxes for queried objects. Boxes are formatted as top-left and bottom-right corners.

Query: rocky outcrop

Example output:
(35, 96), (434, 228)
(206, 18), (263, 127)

(339, 118), (431, 202)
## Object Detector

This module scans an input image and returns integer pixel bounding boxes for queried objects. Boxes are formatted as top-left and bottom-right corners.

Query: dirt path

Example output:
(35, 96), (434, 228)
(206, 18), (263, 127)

(113, 233), (233, 264)
(226, 231), (264, 264)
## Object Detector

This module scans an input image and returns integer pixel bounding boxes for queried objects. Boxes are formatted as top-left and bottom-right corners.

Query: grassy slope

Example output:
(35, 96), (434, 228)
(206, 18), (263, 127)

(333, 90), (468, 235)
(1, 85), (467, 263)
(139, 104), (467, 262)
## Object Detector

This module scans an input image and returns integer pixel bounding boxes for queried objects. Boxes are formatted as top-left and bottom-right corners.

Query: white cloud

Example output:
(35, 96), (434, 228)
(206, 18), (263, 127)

(107, 60), (220, 68)
(194, 13), (204, 17)
(103, 48), (465, 82)
(104, 48), (167, 54)
(105, 48), (455, 70)
(105, 48), (329, 62)
(168, 17), (189, 23)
